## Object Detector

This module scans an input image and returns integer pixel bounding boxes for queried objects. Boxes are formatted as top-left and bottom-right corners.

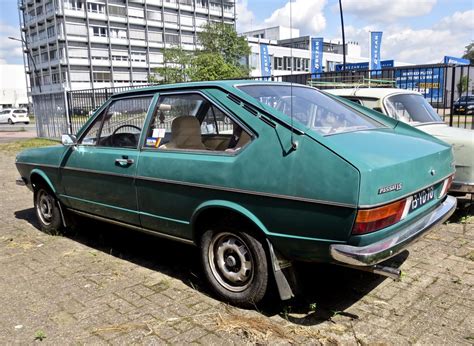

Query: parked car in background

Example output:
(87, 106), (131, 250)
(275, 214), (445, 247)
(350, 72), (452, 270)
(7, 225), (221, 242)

(326, 88), (474, 196)
(454, 95), (474, 115)
(15, 81), (456, 306)
(0, 108), (30, 124)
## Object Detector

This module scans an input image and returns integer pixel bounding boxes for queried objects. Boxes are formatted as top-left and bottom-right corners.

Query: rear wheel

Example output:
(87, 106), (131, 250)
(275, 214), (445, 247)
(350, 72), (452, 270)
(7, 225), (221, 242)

(200, 228), (268, 307)
(34, 185), (63, 234)
(8, 119), (13, 125)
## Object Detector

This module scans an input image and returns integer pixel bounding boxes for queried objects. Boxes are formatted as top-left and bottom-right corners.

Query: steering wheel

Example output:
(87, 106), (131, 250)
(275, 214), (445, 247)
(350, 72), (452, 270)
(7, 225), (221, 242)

(111, 124), (142, 147)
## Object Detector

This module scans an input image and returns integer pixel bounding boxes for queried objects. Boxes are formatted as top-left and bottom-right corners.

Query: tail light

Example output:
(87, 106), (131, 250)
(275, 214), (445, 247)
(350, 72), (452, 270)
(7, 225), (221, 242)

(352, 199), (408, 235)
(439, 175), (454, 198)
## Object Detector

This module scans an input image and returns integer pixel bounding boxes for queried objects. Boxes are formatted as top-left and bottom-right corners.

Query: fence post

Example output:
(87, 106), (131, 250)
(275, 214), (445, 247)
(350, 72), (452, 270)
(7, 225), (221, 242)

(449, 66), (456, 127)
(64, 90), (72, 134)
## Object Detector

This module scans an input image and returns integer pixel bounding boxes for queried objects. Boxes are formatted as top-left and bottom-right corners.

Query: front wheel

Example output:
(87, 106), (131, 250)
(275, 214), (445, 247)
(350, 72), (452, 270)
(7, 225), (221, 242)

(34, 185), (63, 234)
(200, 229), (269, 307)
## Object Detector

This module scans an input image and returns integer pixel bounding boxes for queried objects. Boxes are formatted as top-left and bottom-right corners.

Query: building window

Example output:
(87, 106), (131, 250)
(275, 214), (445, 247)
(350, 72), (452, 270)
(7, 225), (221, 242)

(41, 51), (49, 63)
(284, 56), (292, 71)
(93, 72), (111, 83)
(87, 3), (105, 14)
(92, 26), (108, 37)
(164, 33), (179, 44)
(147, 10), (162, 21)
(49, 49), (57, 60)
(110, 28), (127, 39)
(64, 0), (83, 10)
(130, 52), (146, 62)
(47, 26), (55, 38)
(108, 5), (126, 17)
(274, 57), (283, 70)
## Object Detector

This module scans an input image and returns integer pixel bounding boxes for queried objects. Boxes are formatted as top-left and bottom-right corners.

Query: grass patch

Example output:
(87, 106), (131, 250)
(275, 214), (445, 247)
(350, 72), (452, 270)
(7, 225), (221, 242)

(0, 138), (59, 153)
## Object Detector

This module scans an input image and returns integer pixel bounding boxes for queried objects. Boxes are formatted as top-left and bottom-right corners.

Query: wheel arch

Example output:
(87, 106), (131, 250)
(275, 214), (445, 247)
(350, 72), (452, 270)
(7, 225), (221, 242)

(30, 169), (56, 193)
(191, 200), (270, 244)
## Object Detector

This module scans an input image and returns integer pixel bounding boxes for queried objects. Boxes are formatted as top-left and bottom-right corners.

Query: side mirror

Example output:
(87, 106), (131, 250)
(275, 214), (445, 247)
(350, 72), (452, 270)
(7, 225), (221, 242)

(61, 134), (77, 146)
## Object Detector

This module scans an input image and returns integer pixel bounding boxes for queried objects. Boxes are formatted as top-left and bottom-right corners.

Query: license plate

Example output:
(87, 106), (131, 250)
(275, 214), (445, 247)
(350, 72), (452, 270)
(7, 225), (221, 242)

(409, 186), (435, 213)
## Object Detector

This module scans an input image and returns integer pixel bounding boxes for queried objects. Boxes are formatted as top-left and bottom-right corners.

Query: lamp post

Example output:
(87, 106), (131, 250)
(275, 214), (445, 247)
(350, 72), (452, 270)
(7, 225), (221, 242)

(8, 35), (42, 92)
(338, 0), (346, 71)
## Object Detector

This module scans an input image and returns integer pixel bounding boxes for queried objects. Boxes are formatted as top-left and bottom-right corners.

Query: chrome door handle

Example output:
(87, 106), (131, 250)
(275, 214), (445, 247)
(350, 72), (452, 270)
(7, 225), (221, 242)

(115, 158), (134, 166)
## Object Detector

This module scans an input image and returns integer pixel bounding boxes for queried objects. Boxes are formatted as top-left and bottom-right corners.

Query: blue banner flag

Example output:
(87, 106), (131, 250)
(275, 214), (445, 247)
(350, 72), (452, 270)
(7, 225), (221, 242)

(260, 44), (271, 78)
(370, 31), (383, 70)
(444, 56), (470, 65)
(311, 37), (324, 75)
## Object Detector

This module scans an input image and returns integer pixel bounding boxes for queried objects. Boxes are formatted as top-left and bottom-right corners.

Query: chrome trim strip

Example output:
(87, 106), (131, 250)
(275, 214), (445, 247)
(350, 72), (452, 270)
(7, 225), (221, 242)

(330, 196), (457, 266)
(67, 208), (195, 245)
(136, 175), (356, 208)
(16, 162), (58, 169)
(358, 174), (452, 208)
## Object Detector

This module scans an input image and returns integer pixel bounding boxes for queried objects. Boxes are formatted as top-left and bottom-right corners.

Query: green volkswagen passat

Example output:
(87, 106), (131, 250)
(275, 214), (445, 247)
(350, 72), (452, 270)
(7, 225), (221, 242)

(16, 81), (457, 306)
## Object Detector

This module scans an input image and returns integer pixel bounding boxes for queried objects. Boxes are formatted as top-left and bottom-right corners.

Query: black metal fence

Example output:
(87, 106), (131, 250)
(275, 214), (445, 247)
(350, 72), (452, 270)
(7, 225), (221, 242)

(34, 63), (473, 138)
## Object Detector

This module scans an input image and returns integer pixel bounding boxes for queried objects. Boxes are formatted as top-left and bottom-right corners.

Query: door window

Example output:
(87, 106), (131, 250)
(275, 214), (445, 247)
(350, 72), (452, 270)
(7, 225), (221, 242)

(144, 93), (251, 152)
(80, 96), (153, 148)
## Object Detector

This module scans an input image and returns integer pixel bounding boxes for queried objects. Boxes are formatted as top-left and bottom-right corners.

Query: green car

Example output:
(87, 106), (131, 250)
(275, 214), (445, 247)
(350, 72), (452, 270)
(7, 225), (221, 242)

(16, 81), (457, 306)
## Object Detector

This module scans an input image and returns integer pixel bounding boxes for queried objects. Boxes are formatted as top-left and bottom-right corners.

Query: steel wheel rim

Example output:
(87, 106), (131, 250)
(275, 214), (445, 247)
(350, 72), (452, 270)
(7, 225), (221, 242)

(37, 190), (54, 225)
(208, 232), (254, 292)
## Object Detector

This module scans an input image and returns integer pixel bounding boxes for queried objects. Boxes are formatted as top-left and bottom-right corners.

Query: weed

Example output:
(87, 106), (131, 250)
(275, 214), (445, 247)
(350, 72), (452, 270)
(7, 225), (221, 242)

(308, 302), (317, 312)
(280, 304), (292, 320)
(34, 330), (46, 341)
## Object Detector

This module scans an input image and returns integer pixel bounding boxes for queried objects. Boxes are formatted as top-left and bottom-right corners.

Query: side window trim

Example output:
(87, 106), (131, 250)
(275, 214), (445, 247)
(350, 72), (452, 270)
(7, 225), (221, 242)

(141, 89), (255, 155)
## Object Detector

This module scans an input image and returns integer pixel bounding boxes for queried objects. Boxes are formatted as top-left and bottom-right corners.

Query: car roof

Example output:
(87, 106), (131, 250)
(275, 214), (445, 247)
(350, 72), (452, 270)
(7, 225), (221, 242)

(111, 80), (302, 98)
(324, 88), (422, 99)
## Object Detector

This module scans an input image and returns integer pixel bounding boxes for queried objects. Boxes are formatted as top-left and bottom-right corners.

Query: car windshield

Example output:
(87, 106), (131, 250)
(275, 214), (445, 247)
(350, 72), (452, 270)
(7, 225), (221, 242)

(238, 84), (383, 135)
(384, 94), (443, 124)
(457, 96), (474, 102)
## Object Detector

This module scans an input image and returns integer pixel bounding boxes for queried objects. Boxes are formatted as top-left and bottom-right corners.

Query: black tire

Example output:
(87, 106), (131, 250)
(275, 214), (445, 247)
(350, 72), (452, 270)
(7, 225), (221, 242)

(25, 122), (29, 125)
(8, 119), (13, 125)
(34, 185), (63, 234)
(200, 228), (269, 307)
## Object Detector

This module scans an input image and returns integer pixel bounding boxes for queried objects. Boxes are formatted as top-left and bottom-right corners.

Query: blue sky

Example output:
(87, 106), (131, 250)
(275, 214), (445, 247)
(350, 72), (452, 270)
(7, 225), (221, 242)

(1, 0), (473, 64)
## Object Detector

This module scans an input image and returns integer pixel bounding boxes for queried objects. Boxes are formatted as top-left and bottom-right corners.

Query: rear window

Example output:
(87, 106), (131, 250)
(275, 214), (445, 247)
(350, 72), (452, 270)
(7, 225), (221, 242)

(238, 84), (384, 135)
(13, 110), (27, 114)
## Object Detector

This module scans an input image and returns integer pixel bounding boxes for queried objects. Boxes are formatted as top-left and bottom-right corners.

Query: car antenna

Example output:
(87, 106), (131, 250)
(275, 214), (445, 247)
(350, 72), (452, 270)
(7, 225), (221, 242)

(289, 0), (298, 151)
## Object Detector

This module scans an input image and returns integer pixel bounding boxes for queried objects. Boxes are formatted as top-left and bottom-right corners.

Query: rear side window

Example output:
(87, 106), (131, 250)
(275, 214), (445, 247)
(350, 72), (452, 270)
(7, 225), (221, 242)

(13, 110), (27, 114)
(239, 84), (384, 136)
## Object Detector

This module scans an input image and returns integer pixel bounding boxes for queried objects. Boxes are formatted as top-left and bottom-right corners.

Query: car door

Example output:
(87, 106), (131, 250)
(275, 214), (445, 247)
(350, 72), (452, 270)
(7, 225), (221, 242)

(0, 110), (7, 123)
(135, 91), (253, 240)
(59, 94), (156, 226)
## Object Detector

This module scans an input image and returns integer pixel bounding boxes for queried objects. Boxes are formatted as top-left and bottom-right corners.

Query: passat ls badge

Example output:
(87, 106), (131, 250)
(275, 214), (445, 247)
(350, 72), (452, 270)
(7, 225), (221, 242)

(378, 183), (402, 195)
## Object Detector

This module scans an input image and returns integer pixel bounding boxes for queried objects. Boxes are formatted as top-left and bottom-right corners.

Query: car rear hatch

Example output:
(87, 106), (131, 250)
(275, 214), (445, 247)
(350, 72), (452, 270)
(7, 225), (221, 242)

(322, 128), (454, 207)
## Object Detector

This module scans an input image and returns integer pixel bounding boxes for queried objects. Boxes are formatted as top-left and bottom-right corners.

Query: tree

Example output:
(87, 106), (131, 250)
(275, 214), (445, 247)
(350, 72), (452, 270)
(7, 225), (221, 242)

(188, 53), (248, 81)
(457, 75), (471, 95)
(150, 47), (192, 84)
(462, 42), (474, 64)
(197, 22), (251, 69)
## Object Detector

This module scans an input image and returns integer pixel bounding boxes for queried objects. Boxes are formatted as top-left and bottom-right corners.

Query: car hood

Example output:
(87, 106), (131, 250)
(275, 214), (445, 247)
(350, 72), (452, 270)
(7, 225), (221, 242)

(416, 123), (474, 184)
(324, 128), (454, 206)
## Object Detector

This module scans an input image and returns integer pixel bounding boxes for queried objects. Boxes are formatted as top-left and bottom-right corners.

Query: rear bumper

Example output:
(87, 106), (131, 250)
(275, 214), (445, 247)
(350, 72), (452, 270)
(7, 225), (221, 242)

(330, 196), (457, 266)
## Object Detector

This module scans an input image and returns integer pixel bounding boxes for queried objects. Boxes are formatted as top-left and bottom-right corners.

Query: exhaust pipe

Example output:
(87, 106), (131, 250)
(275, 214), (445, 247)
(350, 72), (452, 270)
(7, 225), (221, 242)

(340, 264), (402, 280)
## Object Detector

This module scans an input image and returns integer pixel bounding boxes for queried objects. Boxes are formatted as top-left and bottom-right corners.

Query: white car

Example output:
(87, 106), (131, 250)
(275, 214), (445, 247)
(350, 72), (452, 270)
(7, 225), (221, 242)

(326, 88), (474, 195)
(0, 108), (30, 125)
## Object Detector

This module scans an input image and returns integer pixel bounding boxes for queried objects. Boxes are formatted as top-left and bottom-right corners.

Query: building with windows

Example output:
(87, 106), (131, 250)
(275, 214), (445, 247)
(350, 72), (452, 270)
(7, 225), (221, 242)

(18, 0), (235, 95)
